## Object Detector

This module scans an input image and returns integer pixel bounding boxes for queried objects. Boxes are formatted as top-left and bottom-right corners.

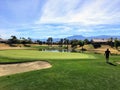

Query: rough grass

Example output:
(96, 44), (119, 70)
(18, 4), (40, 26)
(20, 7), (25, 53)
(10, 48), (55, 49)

(0, 49), (120, 90)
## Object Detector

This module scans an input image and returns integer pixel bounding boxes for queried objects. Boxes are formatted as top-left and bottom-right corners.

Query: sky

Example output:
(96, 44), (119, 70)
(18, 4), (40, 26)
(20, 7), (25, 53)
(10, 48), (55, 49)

(0, 0), (120, 39)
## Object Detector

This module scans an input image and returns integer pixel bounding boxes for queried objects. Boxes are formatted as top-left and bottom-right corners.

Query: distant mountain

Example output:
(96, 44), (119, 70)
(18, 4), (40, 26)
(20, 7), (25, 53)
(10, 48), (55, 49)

(66, 35), (85, 40)
(66, 35), (120, 40)
(32, 38), (60, 42)
(32, 35), (120, 42)
(88, 35), (120, 39)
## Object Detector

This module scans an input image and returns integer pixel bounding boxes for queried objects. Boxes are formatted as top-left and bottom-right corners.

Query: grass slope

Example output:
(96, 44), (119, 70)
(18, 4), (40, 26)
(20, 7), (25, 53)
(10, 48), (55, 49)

(0, 49), (120, 90)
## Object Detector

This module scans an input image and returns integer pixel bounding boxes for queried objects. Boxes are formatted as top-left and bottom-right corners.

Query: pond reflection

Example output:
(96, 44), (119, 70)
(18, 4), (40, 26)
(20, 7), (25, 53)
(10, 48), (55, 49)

(39, 49), (75, 52)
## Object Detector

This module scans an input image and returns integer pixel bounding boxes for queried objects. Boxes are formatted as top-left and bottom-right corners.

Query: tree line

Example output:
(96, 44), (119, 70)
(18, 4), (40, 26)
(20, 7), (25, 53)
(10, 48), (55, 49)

(2, 36), (120, 49)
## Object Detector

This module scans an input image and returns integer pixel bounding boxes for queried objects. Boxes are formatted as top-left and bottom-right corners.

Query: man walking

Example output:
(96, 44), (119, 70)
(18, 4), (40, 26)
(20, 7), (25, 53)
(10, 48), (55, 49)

(104, 49), (111, 63)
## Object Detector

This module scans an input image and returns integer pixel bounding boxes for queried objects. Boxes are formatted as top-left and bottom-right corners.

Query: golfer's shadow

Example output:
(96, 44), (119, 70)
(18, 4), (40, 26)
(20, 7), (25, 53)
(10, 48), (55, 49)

(107, 62), (117, 66)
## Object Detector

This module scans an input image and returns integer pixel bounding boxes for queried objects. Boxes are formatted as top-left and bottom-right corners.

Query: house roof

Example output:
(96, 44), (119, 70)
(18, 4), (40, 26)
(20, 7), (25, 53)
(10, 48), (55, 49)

(0, 38), (7, 42)
(92, 39), (109, 43)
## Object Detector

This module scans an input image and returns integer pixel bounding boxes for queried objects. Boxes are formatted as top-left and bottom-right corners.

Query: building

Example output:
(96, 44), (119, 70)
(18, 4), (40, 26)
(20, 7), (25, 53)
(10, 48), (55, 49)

(91, 39), (109, 44)
(0, 38), (7, 43)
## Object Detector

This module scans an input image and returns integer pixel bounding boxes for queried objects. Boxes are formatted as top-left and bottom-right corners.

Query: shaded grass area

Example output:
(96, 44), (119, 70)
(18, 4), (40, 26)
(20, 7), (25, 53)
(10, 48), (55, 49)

(0, 49), (120, 90)
(0, 55), (36, 64)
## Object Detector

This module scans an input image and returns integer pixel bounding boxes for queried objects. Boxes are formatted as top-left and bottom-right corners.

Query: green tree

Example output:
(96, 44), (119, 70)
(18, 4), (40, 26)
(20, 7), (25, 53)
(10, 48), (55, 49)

(114, 38), (120, 49)
(8, 36), (20, 44)
(59, 38), (64, 47)
(27, 37), (33, 44)
(78, 40), (84, 52)
(71, 39), (78, 48)
(47, 37), (53, 46)
(21, 37), (28, 44)
(36, 40), (42, 45)
(84, 39), (89, 44)
(108, 37), (114, 47)
(64, 38), (69, 49)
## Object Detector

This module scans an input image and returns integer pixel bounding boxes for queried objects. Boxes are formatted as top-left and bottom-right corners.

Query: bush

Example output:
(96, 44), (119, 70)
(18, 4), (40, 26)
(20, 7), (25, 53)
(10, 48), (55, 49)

(81, 48), (87, 51)
(9, 44), (18, 47)
(24, 44), (31, 47)
(92, 44), (101, 48)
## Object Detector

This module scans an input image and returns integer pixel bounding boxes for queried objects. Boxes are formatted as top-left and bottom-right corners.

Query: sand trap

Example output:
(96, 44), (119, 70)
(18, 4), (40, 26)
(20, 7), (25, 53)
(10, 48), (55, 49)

(0, 61), (52, 76)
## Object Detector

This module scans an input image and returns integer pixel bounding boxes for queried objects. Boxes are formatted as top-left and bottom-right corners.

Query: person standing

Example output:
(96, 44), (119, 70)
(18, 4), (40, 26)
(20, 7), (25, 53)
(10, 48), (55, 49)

(104, 49), (111, 63)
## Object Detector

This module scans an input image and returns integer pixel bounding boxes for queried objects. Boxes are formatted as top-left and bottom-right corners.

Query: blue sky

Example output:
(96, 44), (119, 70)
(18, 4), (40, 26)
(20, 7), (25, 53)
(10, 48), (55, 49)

(0, 0), (120, 39)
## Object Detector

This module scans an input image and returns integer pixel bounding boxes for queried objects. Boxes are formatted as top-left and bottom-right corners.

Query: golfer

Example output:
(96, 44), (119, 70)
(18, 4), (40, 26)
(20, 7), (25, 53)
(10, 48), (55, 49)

(104, 49), (111, 63)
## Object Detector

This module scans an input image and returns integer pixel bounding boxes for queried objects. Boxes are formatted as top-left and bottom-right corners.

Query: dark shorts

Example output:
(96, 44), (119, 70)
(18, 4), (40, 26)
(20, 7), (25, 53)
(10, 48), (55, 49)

(106, 55), (109, 58)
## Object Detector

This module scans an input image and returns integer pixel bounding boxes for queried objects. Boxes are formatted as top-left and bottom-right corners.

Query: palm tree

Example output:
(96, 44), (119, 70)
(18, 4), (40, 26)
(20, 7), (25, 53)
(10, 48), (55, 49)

(109, 37), (114, 47)
(59, 38), (64, 47)
(114, 38), (120, 49)
(27, 37), (33, 44)
(64, 38), (69, 49)
(47, 37), (53, 46)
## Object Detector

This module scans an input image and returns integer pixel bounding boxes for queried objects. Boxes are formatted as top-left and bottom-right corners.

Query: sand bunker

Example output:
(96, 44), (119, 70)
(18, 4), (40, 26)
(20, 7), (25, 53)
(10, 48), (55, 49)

(0, 61), (52, 76)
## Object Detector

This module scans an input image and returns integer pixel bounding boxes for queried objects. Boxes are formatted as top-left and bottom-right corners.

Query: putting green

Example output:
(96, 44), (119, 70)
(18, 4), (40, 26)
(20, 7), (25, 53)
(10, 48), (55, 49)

(0, 50), (96, 60)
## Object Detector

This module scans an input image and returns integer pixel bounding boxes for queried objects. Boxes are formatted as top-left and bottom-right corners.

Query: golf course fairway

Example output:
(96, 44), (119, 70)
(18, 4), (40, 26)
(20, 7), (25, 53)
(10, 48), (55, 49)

(0, 49), (120, 90)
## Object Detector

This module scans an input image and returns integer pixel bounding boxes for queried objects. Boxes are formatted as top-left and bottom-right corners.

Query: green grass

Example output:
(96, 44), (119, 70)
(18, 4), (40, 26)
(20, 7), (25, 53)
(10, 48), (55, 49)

(31, 45), (67, 50)
(0, 50), (96, 62)
(0, 49), (120, 90)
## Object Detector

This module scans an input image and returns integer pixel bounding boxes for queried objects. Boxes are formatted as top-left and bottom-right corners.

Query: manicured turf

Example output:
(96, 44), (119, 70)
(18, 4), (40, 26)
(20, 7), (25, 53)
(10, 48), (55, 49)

(0, 49), (120, 90)
(0, 50), (96, 62)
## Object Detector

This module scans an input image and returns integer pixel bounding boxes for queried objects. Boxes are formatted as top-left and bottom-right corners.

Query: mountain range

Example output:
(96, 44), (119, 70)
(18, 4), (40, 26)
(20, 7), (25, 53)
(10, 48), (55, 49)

(36, 35), (120, 42)
(66, 35), (120, 40)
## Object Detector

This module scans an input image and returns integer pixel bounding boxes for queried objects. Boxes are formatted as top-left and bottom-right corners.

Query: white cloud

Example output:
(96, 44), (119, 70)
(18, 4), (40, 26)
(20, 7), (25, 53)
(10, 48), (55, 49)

(1, 0), (120, 39)
(0, 29), (17, 38)
(36, 0), (120, 25)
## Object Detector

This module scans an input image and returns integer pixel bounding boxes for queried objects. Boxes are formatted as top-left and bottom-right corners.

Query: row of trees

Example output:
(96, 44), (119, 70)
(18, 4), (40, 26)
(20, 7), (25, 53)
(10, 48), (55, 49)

(45, 37), (120, 50)
(46, 37), (89, 48)
(2, 36), (120, 49)
(7, 36), (33, 44)
(114, 39), (120, 49)
(6, 36), (88, 49)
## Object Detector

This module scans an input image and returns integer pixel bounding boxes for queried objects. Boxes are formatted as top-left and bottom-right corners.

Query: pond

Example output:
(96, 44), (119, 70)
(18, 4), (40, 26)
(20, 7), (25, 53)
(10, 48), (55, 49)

(39, 49), (74, 52)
